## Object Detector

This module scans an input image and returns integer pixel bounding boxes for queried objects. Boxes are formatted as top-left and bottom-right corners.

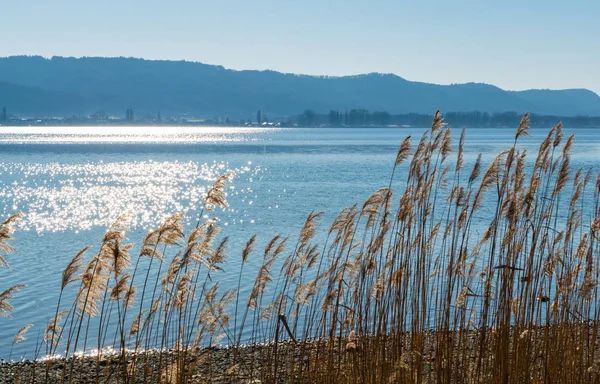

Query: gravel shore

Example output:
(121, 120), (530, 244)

(0, 341), (304, 384)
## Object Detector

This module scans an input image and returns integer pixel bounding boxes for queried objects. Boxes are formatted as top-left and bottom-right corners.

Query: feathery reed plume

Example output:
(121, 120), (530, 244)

(469, 154), (482, 184)
(44, 310), (68, 348)
(76, 255), (108, 318)
(441, 127), (452, 160)
(111, 274), (131, 301)
(456, 128), (466, 172)
(473, 152), (506, 210)
(0, 213), (23, 268)
(156, 212), (186, 246)
(431, 110), (446, 136)
(104, 239), (133, 279)
(130, 310), (145, 337)
(299, 211), (323, 245)
(553, 122), (563, 147)
(553, 156), (570, 197)
(515, 112), (530, 140)
(62, 246), (90, 290)
(13, 323), (33, 344)
(124, 285), (136, 309)
(211, 236), (229, 266)
(264, 235), (280, 259)
(205, 172), (234, 211)
(139, 244), (164, 261)
(174, 269), (194, 310)
(395, 135), (412, 166)
(242, 234), (257, 263)
(0, 284), (25, 317)
(9, 323), (32, 361)
(162, 255), (183, 289)
(0, 212), (24, 362)
(249, 266), (274, 308)
(563, 133), (574, 157)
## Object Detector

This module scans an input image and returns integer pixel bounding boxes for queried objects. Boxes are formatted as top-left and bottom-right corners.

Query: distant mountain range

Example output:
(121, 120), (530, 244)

(0, 56), (599, 118)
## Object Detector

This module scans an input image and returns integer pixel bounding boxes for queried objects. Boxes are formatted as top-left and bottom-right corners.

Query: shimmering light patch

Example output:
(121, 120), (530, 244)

(0, 127), (278, 144)
(0, 160), (263, 232)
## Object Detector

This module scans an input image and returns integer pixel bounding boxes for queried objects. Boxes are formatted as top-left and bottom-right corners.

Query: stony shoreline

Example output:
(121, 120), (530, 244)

(0, 341), (303, 384)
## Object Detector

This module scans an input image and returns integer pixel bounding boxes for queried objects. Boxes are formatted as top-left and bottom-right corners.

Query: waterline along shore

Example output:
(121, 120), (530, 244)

(3, 111), (600, 383)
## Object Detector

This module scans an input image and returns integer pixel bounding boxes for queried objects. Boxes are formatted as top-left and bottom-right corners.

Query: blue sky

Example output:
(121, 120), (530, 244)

(2, 0), (599, 94)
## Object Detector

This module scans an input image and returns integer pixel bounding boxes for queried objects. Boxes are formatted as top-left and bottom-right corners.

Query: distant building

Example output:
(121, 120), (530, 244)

(91, 110), (107, 121)
(125, 108), (134, 121)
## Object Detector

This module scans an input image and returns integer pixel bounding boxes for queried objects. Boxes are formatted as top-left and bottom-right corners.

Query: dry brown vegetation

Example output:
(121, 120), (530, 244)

(0, 213), (24, 321)
(3, 111), (600, 383)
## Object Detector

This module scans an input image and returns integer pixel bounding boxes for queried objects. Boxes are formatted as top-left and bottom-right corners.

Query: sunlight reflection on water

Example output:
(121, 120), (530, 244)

(0, 127), (278, 232)
(0, 160), (263, 232)
(0, 126), (277, 144)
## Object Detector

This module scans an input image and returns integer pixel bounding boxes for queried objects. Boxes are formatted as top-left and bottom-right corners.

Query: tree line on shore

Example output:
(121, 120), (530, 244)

(293, 109), (600, 128)
(4, 106), (600, 129)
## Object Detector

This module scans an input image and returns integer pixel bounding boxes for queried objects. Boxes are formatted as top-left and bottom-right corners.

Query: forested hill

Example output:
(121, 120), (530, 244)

(1, 56), (599, 118)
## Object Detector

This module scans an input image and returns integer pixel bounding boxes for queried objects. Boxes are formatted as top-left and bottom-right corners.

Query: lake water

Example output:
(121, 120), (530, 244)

(1, 126), (599, 359)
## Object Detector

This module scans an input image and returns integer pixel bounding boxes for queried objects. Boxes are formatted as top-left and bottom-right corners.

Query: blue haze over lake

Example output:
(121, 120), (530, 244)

(0, 126), (599, 358)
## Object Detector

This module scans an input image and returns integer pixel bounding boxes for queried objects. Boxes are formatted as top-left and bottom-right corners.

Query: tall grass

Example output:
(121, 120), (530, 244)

(0, 213), (24, 317)
(6, 111), (600, 383)
(0, 214), (24, 322)
(0, 213), (29, 362)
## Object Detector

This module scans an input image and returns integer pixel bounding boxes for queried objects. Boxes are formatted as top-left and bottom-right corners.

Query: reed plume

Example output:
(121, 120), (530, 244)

(0, 213), (23, 267)
(13, 323), (33, 344)
(0, 284), (25, 317)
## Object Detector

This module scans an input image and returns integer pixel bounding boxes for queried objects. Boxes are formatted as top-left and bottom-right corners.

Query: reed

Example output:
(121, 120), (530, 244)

(4, 112), (600, 383)
(0, 213), (23, 317)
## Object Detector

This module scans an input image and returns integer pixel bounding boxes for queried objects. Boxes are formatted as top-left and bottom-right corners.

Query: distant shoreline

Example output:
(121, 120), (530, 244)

(2, 122), (600, 129)
(3, 109), (600, 129)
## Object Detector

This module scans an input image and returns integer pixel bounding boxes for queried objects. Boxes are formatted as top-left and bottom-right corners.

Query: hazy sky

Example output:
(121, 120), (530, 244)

(2, 0), (599, 94)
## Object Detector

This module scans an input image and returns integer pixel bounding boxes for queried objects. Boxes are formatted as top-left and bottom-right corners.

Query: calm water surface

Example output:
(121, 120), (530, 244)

(0, 126), (599, 358)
